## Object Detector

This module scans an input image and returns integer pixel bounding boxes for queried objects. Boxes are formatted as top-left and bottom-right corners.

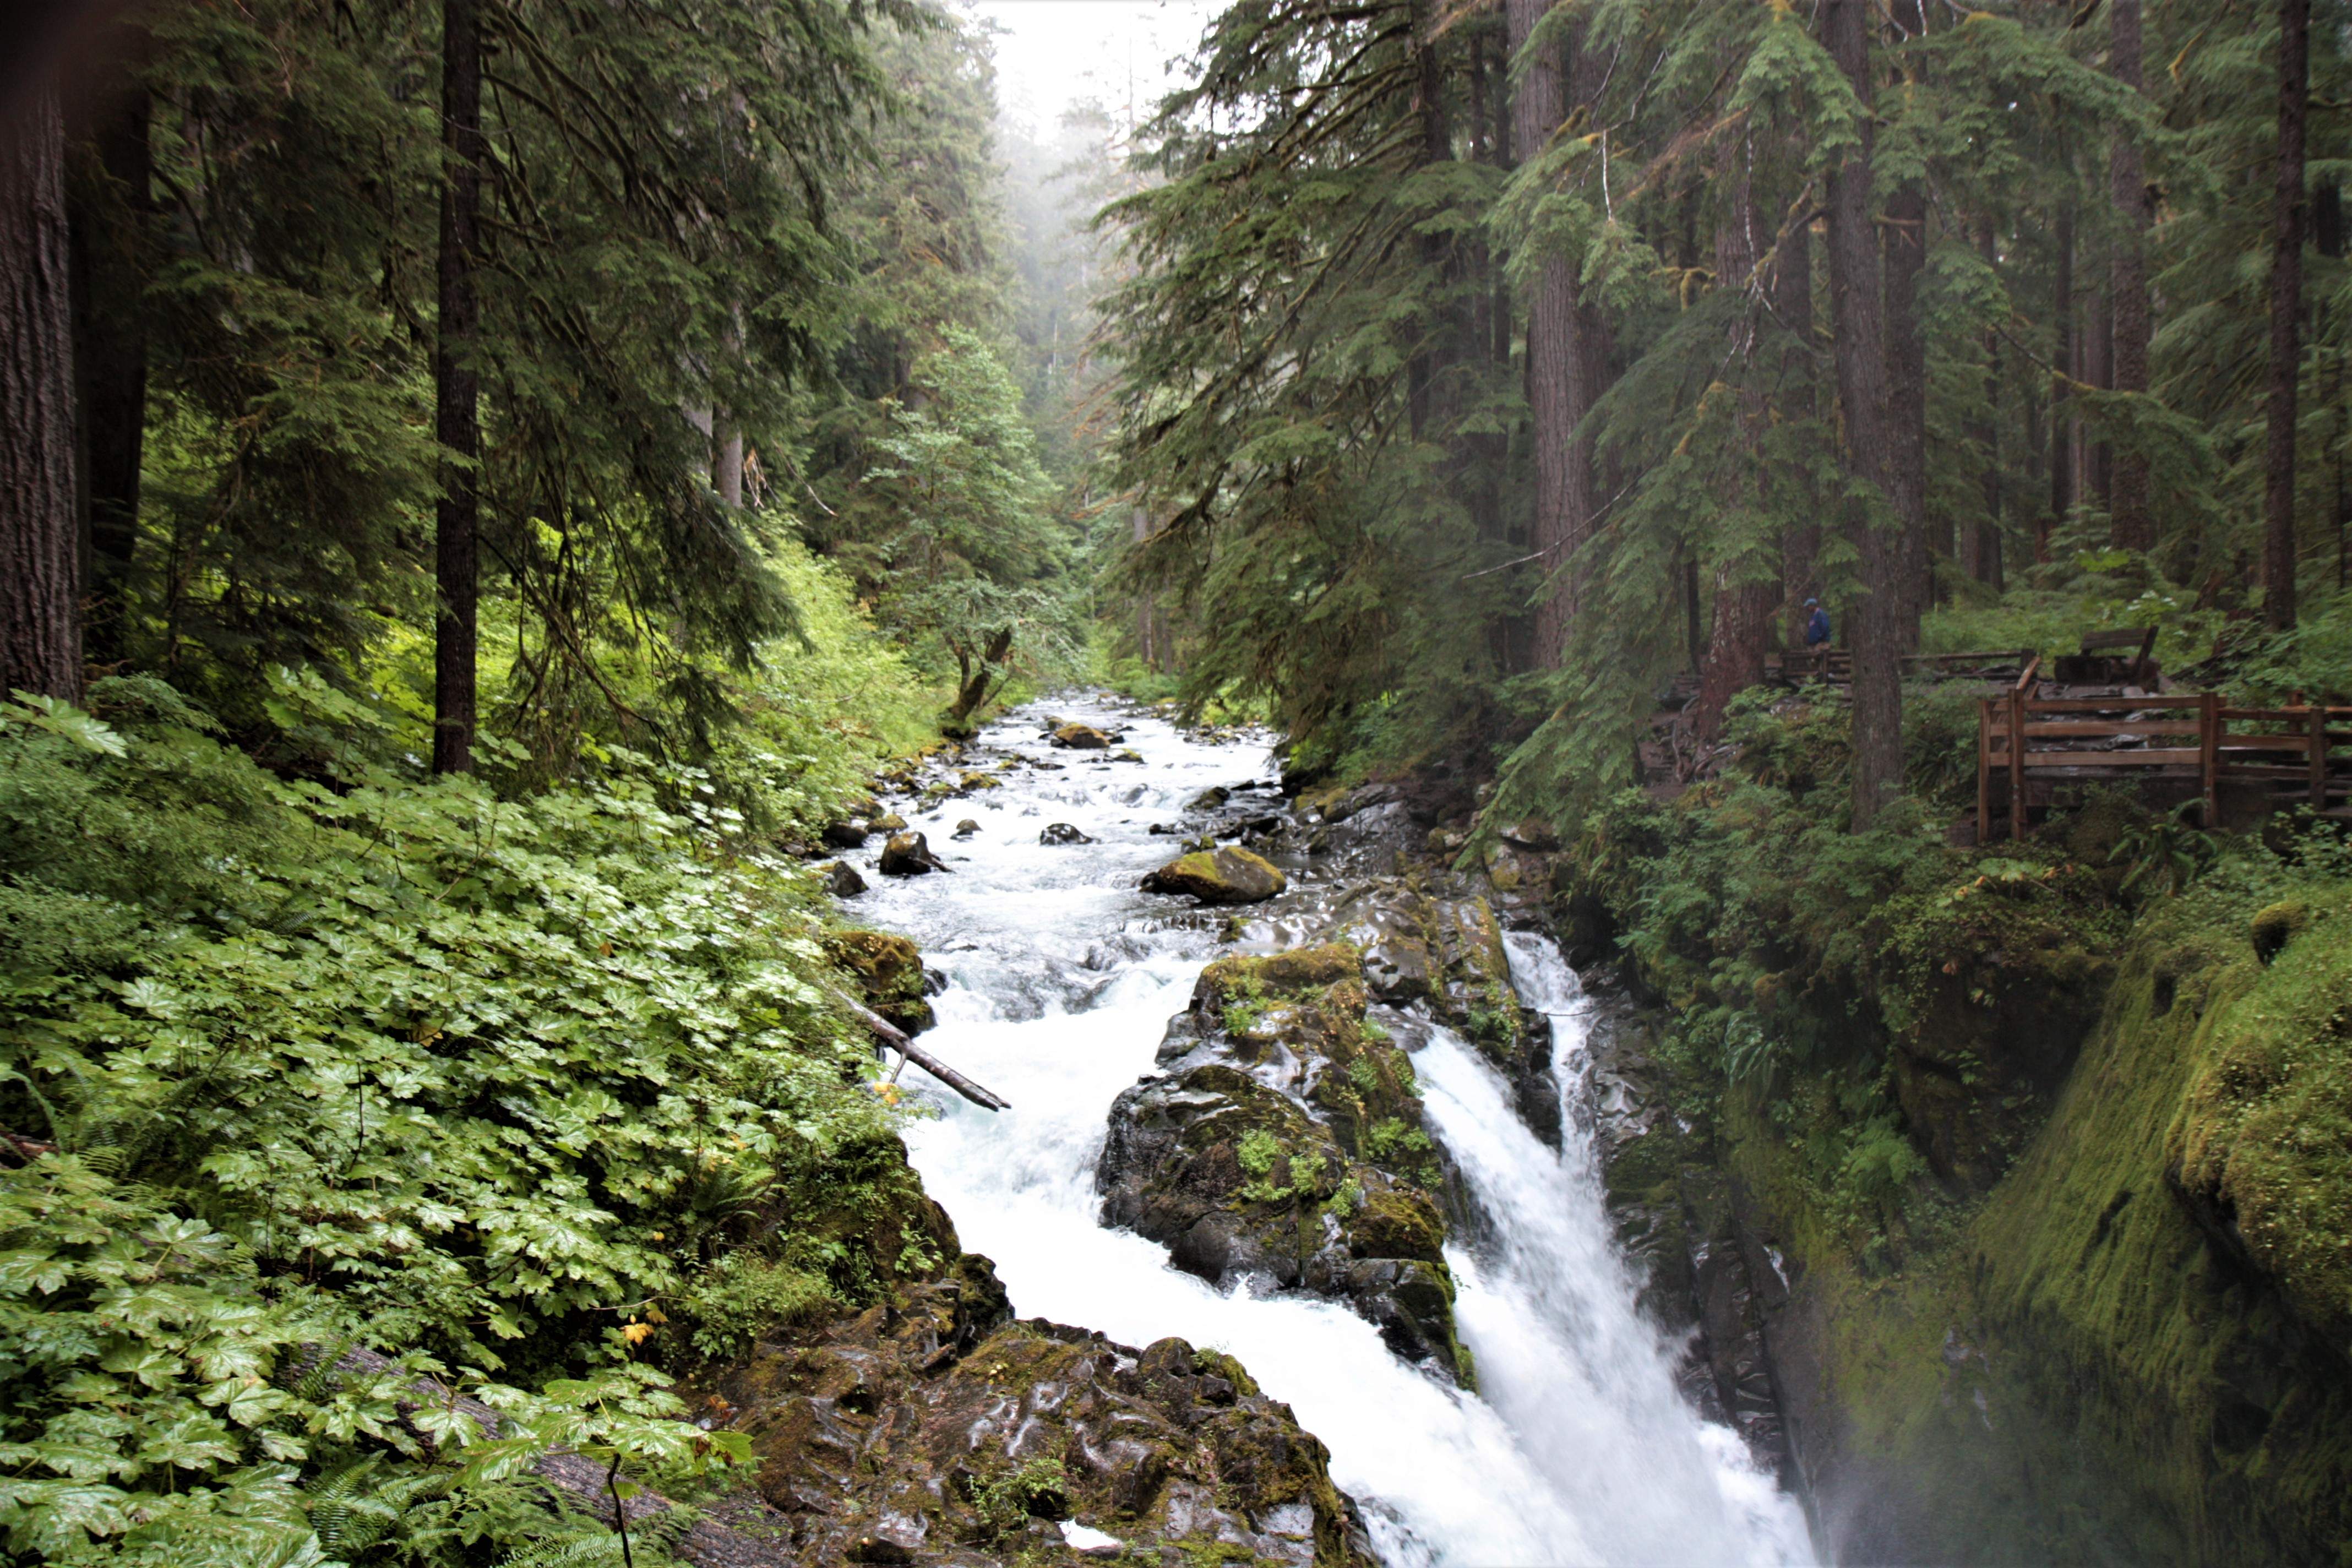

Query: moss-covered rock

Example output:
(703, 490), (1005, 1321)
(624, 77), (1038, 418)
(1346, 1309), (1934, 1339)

(825, 928), (937, 1035)
(1140, 846), (1288, 905)
(1875, 854), (2128, 1188)
(1098, 946), (1468, 1379)
(707, 1255), (1375, 1566)
(1723, 881), (2352, 1567)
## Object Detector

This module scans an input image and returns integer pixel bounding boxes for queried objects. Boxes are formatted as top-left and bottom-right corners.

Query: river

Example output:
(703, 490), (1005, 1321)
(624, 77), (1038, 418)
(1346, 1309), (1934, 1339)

(840, 695), (1816, 1567)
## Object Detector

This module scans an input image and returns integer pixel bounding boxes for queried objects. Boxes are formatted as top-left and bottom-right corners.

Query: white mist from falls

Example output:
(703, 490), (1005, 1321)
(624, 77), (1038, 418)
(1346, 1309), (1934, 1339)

(845, 697), (1814, 1566)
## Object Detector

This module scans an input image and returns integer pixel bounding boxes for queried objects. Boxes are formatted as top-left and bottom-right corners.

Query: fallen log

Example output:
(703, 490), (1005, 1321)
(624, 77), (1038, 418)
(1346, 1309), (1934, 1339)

(830, 988), (1010, 1112)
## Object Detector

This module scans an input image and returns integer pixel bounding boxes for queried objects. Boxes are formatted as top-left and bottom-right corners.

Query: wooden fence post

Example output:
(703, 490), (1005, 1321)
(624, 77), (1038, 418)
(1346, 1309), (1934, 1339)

(1977, 699), (1992, 845)
(2200, 693), (2221, 827)
(2008, 687), (2026, 840)
(2312, 705), (2328, 810)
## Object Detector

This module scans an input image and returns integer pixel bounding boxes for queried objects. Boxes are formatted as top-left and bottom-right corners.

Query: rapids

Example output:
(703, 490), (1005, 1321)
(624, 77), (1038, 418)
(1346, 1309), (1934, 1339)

(841, 696), (1816, 1566)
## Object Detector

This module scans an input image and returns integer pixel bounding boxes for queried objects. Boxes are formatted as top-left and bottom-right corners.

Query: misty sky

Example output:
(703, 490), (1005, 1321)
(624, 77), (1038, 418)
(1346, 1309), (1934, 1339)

(972, 0), (1217, 135)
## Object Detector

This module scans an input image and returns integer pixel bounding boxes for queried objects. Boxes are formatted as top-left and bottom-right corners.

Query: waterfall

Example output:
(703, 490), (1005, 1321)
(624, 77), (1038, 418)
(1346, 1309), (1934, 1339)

(850, 697), (1815, 1566)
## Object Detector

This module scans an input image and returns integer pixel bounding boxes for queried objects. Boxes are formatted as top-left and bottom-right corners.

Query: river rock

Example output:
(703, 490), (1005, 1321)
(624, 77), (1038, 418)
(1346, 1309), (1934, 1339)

(824, 929), (936, 1034)
(711, 1255), (1375, 1566)
(873, 812), (910, 832)
(1187, 786), (1230, 812)
(819, 859), (868, 898)
(1052, 723), (1113, 749)
(823, 820), (870, 850)
(1039, 823), (1097, 846)
(951, 818), (981, 839)
(1098, 946), (1469, 1380)
(1140, 846), (1287, 905)
(880, 831), (949, 876)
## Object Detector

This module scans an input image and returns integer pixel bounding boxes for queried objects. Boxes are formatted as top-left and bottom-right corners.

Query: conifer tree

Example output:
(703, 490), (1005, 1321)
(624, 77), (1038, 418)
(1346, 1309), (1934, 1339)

(2, 83), (80, 703)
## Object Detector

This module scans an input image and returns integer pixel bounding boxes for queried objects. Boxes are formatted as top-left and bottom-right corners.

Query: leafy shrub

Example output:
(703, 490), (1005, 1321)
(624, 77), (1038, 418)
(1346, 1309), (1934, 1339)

(0, 684), (932, 1561)
(677, 1255), (835, 1364)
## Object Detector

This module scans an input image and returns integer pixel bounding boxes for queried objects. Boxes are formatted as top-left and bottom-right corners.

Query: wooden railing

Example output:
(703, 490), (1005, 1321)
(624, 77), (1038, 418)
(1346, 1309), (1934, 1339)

(1977, 668), (2352, 839)
(1774, 647), (2032, 684)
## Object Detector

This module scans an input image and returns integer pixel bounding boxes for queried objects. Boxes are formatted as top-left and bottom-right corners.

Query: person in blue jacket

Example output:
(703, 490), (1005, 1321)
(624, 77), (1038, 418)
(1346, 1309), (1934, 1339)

(1803, 598), (1831, 647)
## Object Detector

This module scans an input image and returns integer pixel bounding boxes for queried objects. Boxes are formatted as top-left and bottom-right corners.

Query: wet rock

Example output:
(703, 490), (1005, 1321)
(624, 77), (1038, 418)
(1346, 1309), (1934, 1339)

(951, 819), (981, 840)
(880, 832), (950, 877)
(1500, 816), (1559, 851)
(873, 812), (910, 832)
(1140, 846), (1287, 905)
(1098, 946), (1469, 1380)
(824, 820), (871, 850)
(819, 860), (868, 898)
(1328, 885), (1438, 1006)
(824, 929), (936, 1034)
(1188, 786), (1231, 812)
(1114, 748), (1145, 763)
(1039, 823), (1098, 846)
(1052, 723), (1113, 749)
(711, 1255), (1376, 1567)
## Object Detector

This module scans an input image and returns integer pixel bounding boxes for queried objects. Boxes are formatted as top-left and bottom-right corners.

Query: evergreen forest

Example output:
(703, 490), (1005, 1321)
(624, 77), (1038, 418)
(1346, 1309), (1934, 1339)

(6, 0), (2352, 1563)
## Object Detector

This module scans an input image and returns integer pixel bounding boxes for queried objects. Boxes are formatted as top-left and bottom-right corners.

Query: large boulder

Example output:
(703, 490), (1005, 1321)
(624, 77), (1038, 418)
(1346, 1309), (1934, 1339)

(1140, 846), (1287, 905)
(1039, 823), (1097, 846)
(1051, 723), (1113, 749)
(1099, 946), (1468, 1380)
(711, 1256), (1376, 1566)
(880, 832), (949, 877)
(825, 929), (935, 1035)
(823, 820), (870, 850)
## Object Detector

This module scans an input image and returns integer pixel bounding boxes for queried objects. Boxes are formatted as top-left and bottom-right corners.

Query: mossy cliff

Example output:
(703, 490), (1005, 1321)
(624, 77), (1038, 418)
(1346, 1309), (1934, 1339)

(1716, 873), (2352, 1564)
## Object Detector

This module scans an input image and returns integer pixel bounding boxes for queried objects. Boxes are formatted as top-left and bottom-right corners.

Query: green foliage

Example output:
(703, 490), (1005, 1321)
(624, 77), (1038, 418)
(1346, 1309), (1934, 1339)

(675, 1255), (836, 1366)
(0, 685), (938, 1561)
(966, 1453), (1069, 1538)
(2110, 801), (2221, 899)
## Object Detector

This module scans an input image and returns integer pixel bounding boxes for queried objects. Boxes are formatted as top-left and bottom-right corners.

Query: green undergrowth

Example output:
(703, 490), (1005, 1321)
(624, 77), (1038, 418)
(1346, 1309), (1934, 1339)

(0, 680), (949, 1563)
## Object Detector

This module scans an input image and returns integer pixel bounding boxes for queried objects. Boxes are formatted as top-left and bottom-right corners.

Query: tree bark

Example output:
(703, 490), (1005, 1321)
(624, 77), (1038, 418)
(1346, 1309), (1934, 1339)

(1778, 216), (1819, 645)
(2046, 201), (2074, 562)
(1507, 0), (1585, 666)
(1973, 224), (2006, 589)
(2264, 0), (2311, 629)
(1883, 0), (1930, 633)
(1823, 0), (1902, 829)
(66, 42), (148, 669)
(2, 84), (82, 703)
(434, 0), (484, 774)
(2108, 0), (2154, 552)
(1695, 132), (1774, 742)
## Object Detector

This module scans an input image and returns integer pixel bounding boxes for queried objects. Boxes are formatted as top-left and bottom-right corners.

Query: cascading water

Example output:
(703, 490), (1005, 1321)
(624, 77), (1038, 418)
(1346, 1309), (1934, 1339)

(844, 696), (1815, 1566)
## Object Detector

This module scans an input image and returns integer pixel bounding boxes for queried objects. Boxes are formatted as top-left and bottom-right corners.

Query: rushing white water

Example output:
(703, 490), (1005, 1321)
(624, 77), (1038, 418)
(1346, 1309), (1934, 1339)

(843, 696), (1815, 1567)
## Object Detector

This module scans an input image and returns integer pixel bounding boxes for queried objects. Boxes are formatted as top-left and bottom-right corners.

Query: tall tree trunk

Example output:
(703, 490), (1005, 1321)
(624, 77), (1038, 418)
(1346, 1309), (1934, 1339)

(1883, 0), (1930, 634)
(1823, 0), (1903, 829)
(2264, 0), (2311, 629)
(2, 85), (81, 703)
(1564, 24), (1614, 627)
(1508, 0), (1582, 666)
(1973, 224), (2006, 590)
(66, 40), (148, 669)
(2046, 200), (2075, 562)
(1696, 133), (1774, 742)
(2084, 282), (2111, 505)
(434, 0), (484, 774)
(2108, 0), (2154, 551)
(712, 415), (743, 508)
(1778, 215), (1819, 645)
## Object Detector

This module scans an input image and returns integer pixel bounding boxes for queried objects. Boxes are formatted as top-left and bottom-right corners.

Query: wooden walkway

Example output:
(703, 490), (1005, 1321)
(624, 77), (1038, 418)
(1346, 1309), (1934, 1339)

(1977, 656), (2352, 839)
